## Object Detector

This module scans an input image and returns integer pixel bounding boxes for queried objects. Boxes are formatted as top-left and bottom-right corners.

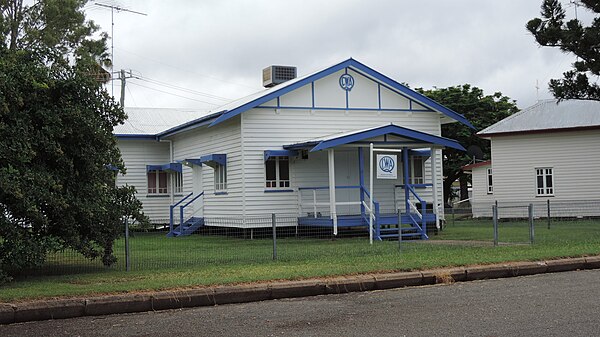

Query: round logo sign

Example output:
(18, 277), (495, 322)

(379, 156), (395, 173)
(339, 74), (354, 91)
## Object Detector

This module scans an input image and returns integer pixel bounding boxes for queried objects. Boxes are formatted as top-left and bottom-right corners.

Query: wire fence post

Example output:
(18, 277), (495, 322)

(397, 209), (402, 251)
(272, 213), (277, 261)
(125, 217), (131, 272)
(451, 206), (455, 227)
(547, 199), (551, 229)
(529, 203), (535, 244)
(492, 204), (498, 246)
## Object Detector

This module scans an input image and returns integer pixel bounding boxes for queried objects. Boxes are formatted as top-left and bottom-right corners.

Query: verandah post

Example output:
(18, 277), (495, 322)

(327, 148), (337, 235)
(402, 147), (410, 217)
(369, 143), (374, 245)
(358, 147), (365, 220)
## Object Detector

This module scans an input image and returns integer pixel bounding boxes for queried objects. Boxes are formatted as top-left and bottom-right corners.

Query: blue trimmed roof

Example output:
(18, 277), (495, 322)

(209, 58), (474, 129)
(284, 123), (466, 152)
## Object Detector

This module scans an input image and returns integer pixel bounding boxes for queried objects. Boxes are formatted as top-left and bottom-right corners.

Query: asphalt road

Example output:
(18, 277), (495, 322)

(2, 269), (600, 336)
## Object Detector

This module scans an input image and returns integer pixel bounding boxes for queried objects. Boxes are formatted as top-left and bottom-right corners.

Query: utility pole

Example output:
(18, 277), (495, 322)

(93, 3), (147, 97)
(115, 69), (136, 107)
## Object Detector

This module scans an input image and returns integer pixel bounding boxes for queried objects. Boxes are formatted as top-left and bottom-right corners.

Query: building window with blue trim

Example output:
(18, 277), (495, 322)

(536, 167), (553, 196)
(215, 163), (227, 191)
(487, 168), (493, 194)
(173, 171), (183, 194)
(147, 170), (168, 194)
(410, 156), (425, 184)
(265, 157), (290, 188)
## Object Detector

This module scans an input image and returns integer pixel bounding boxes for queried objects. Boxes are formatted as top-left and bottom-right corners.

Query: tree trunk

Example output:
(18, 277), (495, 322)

(459, 175), (469, 201)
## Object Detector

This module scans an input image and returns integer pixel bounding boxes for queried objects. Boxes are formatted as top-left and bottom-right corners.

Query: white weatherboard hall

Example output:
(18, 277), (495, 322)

(464, 99), (600, 218)
(114, 59), (474, 240)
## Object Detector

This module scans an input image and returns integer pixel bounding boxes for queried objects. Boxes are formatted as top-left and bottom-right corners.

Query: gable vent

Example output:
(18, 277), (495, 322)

(262, 65), (297, 88)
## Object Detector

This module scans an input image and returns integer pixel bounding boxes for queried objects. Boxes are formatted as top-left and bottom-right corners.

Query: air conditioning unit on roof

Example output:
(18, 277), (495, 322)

(262, 65), (297, 88)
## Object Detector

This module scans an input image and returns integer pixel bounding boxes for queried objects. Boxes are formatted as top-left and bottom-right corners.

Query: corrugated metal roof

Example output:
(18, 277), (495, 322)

(115, 107), (212, 135)
(478, 99), (600, 135)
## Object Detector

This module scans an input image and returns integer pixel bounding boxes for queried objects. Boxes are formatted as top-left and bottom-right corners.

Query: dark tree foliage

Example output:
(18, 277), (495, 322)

(416, 85), (519, 205)
(527, 0), (600, 100)
(0, 0), (145, 281)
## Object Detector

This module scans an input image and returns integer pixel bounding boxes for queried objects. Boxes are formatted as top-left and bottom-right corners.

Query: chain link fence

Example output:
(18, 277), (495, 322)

(26, 200), (600, 276)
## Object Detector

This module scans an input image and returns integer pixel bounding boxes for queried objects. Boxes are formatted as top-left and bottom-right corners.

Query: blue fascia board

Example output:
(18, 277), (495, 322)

(283, 141), (320, 150)
(264, 150), (299, 161)
(409, 149), (432, 157)
(115, 134), (158, 140)
(209, 58), (474, 129)
(156, 111), (224, 139)
(146, 162), (183, 173)
(310, 124), (465, 152)
(209, 59), (353, 127)
(199, 154), (227, 167)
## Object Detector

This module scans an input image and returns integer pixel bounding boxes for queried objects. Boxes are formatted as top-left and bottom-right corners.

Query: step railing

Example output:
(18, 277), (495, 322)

(179, 191), (204, 230)
(407, 185), (428, 239)
(169, 192), (193, 234)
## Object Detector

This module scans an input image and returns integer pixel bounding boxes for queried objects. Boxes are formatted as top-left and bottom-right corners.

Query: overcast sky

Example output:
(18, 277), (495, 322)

(83, 0), (590, 111)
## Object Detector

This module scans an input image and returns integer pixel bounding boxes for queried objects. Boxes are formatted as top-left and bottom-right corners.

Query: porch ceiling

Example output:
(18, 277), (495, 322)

(283, 123), (465, 152)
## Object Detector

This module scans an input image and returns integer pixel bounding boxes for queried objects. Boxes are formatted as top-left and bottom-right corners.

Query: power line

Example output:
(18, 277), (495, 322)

(135, 76), (232, 101)
(128, 82), (222, 105)
(114, 46), (258, 90)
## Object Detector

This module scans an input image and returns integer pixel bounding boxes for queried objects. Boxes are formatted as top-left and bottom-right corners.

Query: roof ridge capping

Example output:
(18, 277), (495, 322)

(207, 58), (475, 129)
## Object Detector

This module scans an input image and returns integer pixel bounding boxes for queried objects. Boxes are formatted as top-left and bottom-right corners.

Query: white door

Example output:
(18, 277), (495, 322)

(192, 166), (203, 217)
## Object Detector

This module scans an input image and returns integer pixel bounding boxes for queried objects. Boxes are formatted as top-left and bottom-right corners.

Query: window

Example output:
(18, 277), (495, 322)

(536, 167), (554, 196)
(215, 163), (227, 191)
(147, 170), (183, 195)
(410, 156), (425, 184)
(265, 157), (290, 188)
(487, 168), (493, 194)
(147, 170), (168, 194)
(173, 171), (183, 194)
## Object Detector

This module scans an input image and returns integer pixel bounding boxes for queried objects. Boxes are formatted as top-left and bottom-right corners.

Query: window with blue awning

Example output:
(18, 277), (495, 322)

(263, 150), (299, 161)
(146, 162), (182, 173)
(199, 154), (226, 169)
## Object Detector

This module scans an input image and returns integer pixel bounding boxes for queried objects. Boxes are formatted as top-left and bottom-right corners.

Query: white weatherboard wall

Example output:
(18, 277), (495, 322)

(470, 164), (494, 217)
(117, 139), (171, 222)
(168, 117), (243, 225)
(241, 68), (446, 220)
(475, 129), (600, 217)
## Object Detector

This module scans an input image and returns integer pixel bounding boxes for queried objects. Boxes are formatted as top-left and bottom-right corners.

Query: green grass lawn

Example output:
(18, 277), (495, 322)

(2, 218), (600, 302)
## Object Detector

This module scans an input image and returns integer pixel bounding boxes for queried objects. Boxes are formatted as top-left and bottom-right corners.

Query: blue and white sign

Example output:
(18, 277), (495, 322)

(377, 154), (397, 179)
(339, 73), (355, 91)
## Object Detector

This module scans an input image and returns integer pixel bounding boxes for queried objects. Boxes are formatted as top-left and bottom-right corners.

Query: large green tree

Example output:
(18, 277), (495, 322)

(417, 85), (519, 205)
(527, 0), (600, 100)
(0, 0), (145, 281)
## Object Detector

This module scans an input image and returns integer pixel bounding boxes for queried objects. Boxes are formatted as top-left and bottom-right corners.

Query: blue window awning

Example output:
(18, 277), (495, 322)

(105, 164), (119, 171)
(264, 150), (299, 161)
(200, 154), (226, 168)
(146, 162), (182, 173)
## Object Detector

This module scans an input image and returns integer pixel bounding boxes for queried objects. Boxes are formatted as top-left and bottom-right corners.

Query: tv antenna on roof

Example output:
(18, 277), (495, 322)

(93, 2), (147, 97)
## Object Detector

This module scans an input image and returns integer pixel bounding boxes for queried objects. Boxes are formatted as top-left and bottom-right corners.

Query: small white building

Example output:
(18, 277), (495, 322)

(114, 59), (473, 239)
(465, 99), (600, 218)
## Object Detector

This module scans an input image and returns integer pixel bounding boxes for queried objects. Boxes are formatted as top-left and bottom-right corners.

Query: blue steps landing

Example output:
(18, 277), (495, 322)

(167, 217), (205, 237)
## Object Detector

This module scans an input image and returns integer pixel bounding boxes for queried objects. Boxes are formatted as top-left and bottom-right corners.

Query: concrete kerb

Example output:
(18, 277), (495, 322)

(1, 256), (599, 325)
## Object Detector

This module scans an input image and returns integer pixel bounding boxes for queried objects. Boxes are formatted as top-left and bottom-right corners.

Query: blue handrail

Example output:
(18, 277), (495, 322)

(179, 191), (205, 229)
(169, 192), (193, 233)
